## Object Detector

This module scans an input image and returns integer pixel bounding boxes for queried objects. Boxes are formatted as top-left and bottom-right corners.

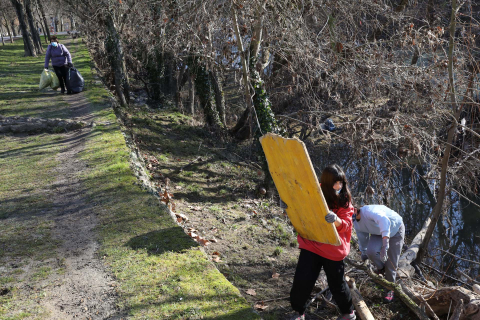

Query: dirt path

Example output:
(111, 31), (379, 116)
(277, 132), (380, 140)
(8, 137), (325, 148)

(36, 40), (120, 319)
(32, 91), (119, 319)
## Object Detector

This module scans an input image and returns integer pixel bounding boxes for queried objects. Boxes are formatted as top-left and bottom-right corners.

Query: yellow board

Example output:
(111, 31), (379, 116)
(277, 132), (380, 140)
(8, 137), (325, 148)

(260, 133), (341, 246)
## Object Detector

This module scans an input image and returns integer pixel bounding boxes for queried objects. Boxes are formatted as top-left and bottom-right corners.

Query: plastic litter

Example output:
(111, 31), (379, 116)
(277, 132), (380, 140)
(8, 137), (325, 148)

(39, 69), (53, 90)
(320, 118), (336, 132)
(68, 67), (84, 93)
(324, 118), (336, 131)
(51, 72), (60, 90)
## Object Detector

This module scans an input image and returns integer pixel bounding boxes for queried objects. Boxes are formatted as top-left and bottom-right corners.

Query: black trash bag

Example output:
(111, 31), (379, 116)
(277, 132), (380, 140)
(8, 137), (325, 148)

(68, 67), (84, 93)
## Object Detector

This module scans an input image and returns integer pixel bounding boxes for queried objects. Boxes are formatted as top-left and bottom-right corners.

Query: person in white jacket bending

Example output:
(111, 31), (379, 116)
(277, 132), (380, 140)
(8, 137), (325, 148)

(353, 205), (405, 303)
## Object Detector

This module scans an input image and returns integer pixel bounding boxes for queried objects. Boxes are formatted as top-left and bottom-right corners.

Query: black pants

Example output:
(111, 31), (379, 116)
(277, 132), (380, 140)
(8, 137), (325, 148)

(53, 65), (70, 92)
(290, 249), (354, 315)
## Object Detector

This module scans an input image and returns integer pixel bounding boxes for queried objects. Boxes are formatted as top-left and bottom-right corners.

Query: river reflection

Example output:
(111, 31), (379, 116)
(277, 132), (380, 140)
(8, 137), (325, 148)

(305, 141), (480, 284)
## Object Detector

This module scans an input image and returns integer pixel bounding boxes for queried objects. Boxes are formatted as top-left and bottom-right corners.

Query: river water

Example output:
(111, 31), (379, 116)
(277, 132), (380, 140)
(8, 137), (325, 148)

(305, 141), (480, 285)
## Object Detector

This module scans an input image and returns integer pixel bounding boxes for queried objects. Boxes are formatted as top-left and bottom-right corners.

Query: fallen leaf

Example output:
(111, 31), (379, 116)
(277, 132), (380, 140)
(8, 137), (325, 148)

(175, 186), (182, 190)
(212, 251), (221, 256)
(210, 237), (218, 243)
(272, 273), (280, 279)
(210, 227), (218, 233)
(212, 255), (221, 262)
(246, 289), (256, 296)
(175, 213), (189, 222)
(176, 217), (183, 223)
(254, 302), (268, 310)
(198, 238), (210, 246)
(188, 232), (198, 238)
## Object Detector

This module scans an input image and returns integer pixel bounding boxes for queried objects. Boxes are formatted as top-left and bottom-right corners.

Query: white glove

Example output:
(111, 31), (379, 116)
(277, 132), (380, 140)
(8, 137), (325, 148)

(325, 211), (338, 223)
(380, 237), (389, 262)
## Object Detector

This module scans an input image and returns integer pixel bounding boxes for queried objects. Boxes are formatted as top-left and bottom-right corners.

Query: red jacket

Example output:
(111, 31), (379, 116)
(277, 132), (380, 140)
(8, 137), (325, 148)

(297, 203), (354, 261)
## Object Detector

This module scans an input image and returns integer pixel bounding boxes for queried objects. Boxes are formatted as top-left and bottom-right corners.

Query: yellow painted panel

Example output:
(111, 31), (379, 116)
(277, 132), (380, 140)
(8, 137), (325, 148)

(260, 133), (341, 246)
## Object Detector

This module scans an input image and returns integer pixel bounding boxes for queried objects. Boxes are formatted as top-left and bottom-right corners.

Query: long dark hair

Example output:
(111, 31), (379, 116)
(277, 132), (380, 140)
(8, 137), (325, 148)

(320, 164), (352, 209)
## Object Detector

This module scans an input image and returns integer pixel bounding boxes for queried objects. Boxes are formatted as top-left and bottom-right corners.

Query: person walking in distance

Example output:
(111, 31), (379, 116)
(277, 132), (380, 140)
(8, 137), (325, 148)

(289, 164), (356, 320)
(44, 35), (73, 94)
(353, 204), (405, 303)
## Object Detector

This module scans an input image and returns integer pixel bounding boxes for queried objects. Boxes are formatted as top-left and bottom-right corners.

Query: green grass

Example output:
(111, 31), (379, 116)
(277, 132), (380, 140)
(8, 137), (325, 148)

(79, 104), (257, 319)
(0, 37), (71, 118)
(0, 38), (258, 319)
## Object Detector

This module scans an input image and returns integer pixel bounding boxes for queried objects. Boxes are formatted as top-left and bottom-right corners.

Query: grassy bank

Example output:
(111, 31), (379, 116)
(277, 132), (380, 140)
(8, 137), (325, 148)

(0, 38), (258, 319)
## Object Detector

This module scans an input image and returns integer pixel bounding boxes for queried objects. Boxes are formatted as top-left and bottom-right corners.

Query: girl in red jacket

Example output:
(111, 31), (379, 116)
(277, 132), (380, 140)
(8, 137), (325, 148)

(290, 164), (356, 320)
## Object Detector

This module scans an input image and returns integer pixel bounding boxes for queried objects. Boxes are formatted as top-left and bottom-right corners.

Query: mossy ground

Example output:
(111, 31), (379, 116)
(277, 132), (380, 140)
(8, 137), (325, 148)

(0, 37), (257, 319)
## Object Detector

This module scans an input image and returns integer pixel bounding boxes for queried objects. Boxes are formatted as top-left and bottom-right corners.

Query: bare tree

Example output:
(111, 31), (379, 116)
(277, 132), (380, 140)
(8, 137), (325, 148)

(36, 0), (50, 42)
(9, 0), (36, 56)
(1, 11), (14, 43)
(25, 0), (43, 53)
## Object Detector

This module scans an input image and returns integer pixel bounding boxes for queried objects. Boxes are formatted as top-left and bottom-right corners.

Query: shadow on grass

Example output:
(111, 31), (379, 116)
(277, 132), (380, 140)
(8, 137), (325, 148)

(125, 227), (199, 255)
(113, 293), (258, 320)
(0, 130), (101, 159)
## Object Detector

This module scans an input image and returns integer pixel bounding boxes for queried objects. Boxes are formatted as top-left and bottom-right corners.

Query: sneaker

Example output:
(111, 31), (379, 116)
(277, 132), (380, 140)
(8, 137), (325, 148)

(289, 313), (305, 320)
(384, 290), (394, 303)
(374, 267), (385, 276)
(336, 311), (356, 320)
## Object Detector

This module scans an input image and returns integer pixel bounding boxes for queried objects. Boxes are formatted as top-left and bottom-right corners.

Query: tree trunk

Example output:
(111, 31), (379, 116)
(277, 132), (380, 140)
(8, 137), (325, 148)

(70, 15), (75, 30)
(211, 69), (226, 126)
(416, 0), (462, 264)
(188, 71), (195, 116)
(36, 0), (51, 42)
(104, 10), (129, 107)
(2, 14), (14, 43)
(1, 30), (4, 46)
(25, 0), (43, 53)
(175, 64), (187, 111)
(231, 7), (253, 139)
(10, 0), (36, 57)
(194, 63), (222, 128)
(11, 20), (17, 37)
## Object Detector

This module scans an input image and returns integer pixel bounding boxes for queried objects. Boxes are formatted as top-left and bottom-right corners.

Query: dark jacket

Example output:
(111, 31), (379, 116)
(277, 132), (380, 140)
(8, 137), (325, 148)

(44, 43), (72, 69)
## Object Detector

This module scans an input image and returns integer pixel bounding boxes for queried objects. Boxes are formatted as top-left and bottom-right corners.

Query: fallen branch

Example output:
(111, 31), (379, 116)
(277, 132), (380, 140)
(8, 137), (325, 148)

(437, 249), (480, 266)
(345, 258), (430, 320)
(398, 279), (440, 320)
(450, 299), (464, 320)
(420, 262), (472, 287)
(305, 287), (339, 312)
(345, 276), (375, 320)
(423, 286), (480, 319)
(456, 269), (480, 285)
(397, 216), (432, 278)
